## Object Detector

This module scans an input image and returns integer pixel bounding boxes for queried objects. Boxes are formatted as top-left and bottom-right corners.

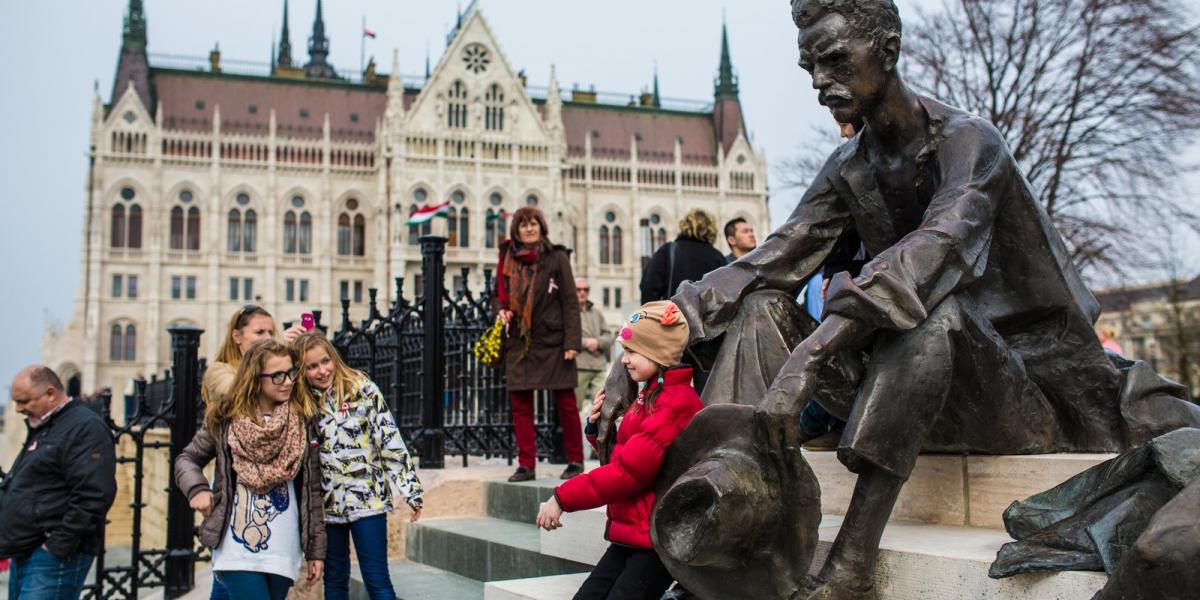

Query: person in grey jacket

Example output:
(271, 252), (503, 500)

(0, 366), (116, 599)
(573, 278), (613, 412)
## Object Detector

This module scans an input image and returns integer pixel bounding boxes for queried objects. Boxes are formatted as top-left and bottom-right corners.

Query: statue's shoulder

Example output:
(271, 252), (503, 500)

(922, 96), (1007, 153)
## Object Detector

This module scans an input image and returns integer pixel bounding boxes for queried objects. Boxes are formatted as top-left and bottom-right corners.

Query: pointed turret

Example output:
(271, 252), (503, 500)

(715, 21), (739, 100)
(385, 50), (406, 125)
(713, 20), (746, 155)
(545, 65), (563, 131)
(277, 0), (294, 68)
(304, 0), (338, 79)
(111, 0), (152, 110)
(652, 66), (662, 109)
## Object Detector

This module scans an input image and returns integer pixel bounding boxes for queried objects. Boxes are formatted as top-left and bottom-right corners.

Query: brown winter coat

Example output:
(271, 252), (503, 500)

(499, 244), (582, 391)
(174, 423), (326, 560)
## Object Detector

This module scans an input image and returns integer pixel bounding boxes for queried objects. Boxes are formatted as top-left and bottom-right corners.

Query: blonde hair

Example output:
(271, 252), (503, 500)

(678, 209), (718, 245)
(292, 332), (368, 412)
(213, 305), (278, 366)
(204, 339), (318, 435)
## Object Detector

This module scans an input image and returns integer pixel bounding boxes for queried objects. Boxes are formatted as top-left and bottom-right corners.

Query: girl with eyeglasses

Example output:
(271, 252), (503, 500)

(293, 332), (423, 600)
(175, 340), (326, 600)
(198, 305), (305, 600)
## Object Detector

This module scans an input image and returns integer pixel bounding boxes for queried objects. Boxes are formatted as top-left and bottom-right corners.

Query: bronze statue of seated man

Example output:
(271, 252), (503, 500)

(598, 1), (1200, 598)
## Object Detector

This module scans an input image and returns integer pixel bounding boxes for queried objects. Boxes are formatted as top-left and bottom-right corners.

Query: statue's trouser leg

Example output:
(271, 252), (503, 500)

(821, 295), (1059, 588)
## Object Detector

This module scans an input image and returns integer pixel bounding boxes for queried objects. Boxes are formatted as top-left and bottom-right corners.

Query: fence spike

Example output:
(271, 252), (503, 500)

(369, 288), (380, 319)
(340, 298), (352, 331)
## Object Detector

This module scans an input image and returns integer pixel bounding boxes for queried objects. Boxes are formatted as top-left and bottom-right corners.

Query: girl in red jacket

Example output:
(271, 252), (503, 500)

(536, 300), (704, 600)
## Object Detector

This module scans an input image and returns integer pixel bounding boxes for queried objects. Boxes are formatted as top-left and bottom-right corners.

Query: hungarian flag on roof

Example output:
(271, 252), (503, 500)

(407, 201), (450, 225)
(363, 27), (377, 39)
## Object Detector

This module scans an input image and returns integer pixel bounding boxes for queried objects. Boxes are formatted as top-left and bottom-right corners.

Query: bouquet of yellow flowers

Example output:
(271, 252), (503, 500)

(474, 317), (505, 367)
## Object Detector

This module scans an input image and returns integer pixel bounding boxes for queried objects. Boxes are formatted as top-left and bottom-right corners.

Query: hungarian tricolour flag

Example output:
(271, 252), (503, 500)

(407, 201), (450, 225)
(363, 27), (377, 39)
(486, 209), (509, 222)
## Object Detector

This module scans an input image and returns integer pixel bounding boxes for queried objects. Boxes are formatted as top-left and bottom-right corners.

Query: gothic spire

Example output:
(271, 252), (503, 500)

(715, 20), (739, 100)
(122, 0), (147, 49)
(652, 65), (662, 109)
(277, 0), (294, 68)
(112, 0), (151, 109)
(304, 0), (338, 78)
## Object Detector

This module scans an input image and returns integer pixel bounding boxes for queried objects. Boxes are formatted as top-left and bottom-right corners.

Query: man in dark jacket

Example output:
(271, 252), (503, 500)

(0, 365), (116, 599)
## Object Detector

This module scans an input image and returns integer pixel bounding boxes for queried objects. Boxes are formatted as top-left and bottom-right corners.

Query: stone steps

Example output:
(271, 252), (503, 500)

(405, 516), (592, 583)
(348, 559), (485, 600)
(498, 515), (1107, 600)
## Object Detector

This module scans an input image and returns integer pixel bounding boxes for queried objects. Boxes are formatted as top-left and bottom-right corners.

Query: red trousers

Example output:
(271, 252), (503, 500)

(511, 389), (585, 468)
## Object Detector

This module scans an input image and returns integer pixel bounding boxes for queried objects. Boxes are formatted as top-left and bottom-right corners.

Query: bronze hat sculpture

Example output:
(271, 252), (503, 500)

(652, 404), (821, 600)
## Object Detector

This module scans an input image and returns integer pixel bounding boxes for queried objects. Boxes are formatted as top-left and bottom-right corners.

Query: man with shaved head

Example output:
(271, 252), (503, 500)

(1, 366), (116, 599)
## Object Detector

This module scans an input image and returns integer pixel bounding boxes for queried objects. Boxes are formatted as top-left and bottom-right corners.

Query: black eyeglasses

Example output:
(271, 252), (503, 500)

(258, 367), (299, 386)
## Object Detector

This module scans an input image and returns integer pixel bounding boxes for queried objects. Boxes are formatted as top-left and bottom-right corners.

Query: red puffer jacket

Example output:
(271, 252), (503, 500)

(554, 367), (703, 549)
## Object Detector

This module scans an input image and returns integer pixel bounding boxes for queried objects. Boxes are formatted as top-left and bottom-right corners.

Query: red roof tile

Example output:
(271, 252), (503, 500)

(561, 104), (718, 165)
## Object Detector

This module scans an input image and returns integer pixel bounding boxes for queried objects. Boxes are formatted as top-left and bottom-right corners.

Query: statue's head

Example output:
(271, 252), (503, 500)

(791, 0), (902, 124)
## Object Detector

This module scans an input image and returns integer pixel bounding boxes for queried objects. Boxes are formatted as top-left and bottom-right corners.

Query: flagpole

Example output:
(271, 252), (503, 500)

(360, 15), (366, 78)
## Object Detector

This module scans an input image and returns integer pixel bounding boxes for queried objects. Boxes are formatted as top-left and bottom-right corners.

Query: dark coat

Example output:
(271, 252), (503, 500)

(499, 243), (582, 392)
(0, 400), (117, 560)
(175, 423), (326, 560)
(640, 237), (727, 304)
(555, 368), (703, 549)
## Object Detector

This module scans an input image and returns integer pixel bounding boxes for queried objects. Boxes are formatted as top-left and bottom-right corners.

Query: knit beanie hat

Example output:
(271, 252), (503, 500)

(618, 301), (690, 368)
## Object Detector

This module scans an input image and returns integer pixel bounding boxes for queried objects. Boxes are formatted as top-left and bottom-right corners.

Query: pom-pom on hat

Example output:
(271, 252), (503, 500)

(619, 300), (690, 368)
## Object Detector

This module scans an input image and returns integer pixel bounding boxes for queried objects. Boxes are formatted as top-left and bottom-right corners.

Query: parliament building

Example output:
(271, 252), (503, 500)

(39, 0), (769, 397)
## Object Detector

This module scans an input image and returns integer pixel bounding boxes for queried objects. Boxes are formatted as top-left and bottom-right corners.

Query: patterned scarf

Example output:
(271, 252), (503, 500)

(502, 240), (550, 357)
(227, 401), (306, 494)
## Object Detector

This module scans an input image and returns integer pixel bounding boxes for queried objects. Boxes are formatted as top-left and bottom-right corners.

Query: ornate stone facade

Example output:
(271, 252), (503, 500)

(37, 1), (769, 407)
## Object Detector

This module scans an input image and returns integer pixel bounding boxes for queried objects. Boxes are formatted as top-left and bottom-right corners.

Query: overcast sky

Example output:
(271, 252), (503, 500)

(1, 0), (1197, 394)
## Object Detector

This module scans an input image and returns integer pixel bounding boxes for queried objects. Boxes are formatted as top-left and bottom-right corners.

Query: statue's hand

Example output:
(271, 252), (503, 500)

(765, 339), (821, 417)
(597, 362), (636, 463)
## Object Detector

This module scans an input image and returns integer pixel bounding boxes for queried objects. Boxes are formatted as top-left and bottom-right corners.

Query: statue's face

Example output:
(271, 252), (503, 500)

(798, 12), (889, 124)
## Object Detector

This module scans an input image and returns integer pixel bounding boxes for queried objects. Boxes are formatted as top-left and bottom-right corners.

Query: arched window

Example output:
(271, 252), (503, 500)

(111, 204), (126, 248)
(337, 213), (351, 255)
(110, 324), (123, 361)
(353, 214), (366, 256)
(486, 209), (498, 249)
(124, 324), (137, 361)
(127, 205), (143, 248)
(485, 84), (505, 131)
(448, 81), (468, 129)
(599, 225), (610, 265)
(284, 211), (298, 254)
(612, 225), (623, 265)
(458, 208), (470, 248)
(409, 189), (429, 246)
(227, 208), (242, 252)
(299, 212), (312, 254)
(447, 207), (459, 247)
(186, 207), (201, 251)
(243, 209), (257, 252)
(339, 198), (366, 256)
(526, 194), (539, 206)
(170, 206), (185, 250)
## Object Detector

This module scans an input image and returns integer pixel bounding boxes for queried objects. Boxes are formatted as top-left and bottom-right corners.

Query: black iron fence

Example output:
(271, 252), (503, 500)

(332, 236), (566, 468)
(74, 325), (205, 600)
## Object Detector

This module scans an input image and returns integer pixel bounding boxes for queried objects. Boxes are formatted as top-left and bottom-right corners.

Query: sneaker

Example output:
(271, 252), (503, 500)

(507, 467), (536, 482)
(802, 431), (842, 452)
(560, 462), (585, 479)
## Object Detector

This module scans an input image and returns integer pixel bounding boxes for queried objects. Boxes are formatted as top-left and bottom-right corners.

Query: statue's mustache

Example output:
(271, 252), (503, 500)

(820, 91), (853, 105)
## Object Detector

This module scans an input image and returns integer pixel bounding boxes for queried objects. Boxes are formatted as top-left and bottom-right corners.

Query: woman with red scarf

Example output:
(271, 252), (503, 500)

(496, 207), (585, 482)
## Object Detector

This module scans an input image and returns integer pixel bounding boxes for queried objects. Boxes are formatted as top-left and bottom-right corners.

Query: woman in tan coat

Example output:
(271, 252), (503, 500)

(495, 207), (585, 481)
